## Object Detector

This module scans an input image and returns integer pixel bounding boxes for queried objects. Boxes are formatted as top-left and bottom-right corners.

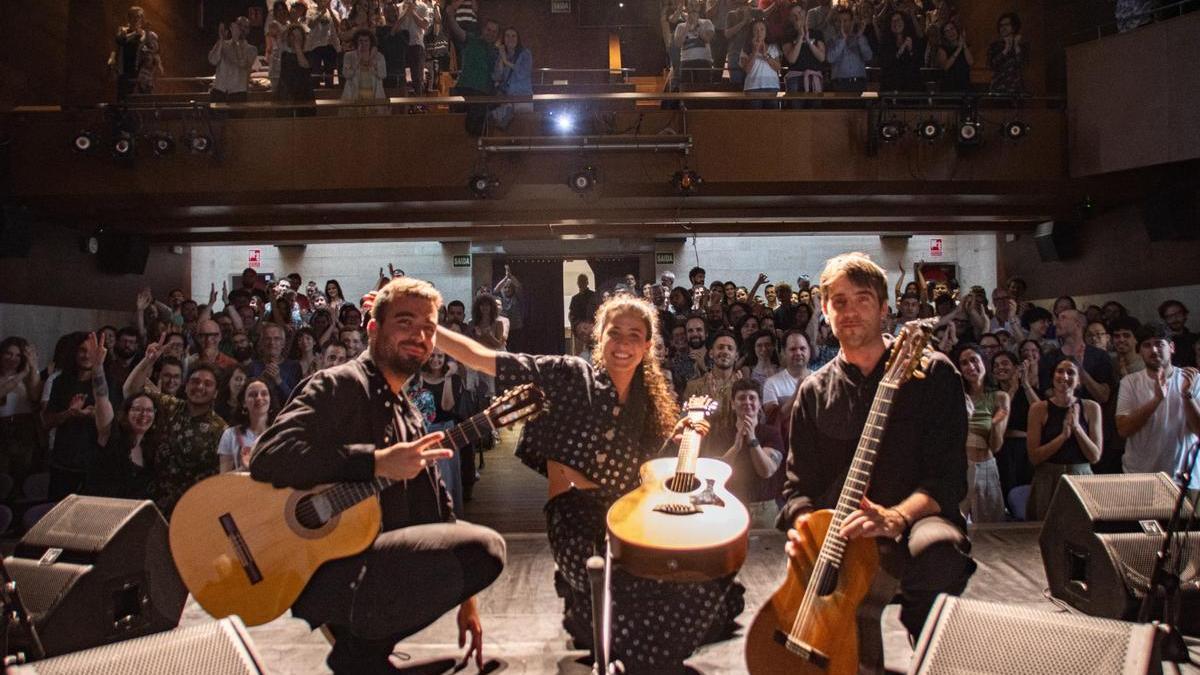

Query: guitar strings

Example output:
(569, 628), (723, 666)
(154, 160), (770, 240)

(787, 385), (894, 644)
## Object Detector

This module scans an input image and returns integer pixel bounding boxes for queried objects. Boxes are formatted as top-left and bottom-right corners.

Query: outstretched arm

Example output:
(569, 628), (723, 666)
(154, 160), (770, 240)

(436, 326), (498, 376)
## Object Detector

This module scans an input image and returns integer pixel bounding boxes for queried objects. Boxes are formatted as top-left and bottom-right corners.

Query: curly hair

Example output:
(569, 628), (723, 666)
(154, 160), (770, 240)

(589, 296), (678, 446)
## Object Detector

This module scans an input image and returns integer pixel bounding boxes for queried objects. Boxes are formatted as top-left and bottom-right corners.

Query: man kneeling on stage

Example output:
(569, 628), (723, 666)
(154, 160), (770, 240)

(250, 277), (506, 673)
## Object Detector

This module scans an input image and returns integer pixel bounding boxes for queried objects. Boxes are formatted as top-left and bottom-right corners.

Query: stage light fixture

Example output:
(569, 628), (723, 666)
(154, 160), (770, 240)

(917, 117), (944, 143)
(568, 166), (598, 194)
(150, 132), (175, 156)
(671, 168), (703, 196)
(956, 118), (982, 146)
(112, 132), (135, 161)
(878, 118), (906, 143)
(467, 172), (499, 199)
(72, 131), (97, 153)
(187, 129), (212, 154)
(1003, 120), (1030, 142)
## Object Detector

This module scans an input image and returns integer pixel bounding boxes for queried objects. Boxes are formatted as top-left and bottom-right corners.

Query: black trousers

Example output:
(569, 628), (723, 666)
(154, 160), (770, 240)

(292, 521), (506, 672)
(857, 515), (976, 670)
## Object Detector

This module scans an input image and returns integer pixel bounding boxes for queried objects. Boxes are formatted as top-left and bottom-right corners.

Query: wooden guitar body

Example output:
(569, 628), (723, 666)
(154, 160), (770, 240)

(607, 456), (749, 582)
(745, 510), (879, 675)
(168, 472), (382, 626)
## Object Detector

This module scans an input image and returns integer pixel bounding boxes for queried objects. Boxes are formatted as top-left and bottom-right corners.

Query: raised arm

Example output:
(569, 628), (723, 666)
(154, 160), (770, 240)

(124, 332), (166, 398)
(85, 333), (116, 446)
(436, 326), (498, 376)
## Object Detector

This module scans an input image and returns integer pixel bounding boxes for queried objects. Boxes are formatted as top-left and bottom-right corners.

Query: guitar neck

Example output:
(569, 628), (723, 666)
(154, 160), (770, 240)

(819, 379), (898, 566)
(673, 413), (705, 477)
(321, 407), (498, 515)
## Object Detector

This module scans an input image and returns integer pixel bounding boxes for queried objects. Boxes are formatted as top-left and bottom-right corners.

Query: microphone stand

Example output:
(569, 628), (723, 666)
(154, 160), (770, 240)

(1138, 441), (1200, 664)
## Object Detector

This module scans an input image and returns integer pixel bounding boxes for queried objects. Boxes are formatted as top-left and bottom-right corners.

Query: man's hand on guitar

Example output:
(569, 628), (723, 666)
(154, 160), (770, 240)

(457, 595), (484, 670)
(838, 496), (907, 540)
(374, 431), (452, 481)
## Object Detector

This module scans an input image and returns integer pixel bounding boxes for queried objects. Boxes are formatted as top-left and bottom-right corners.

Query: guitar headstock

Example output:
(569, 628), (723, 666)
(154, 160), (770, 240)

(487, 383), (547, 428)
(683, 395), (718, 420)
(884, 318), (937, 386)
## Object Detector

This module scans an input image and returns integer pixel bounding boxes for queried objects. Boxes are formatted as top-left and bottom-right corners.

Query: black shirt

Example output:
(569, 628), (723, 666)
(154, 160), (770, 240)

(1037, 344), (1115, 403)
(250, 352), (454, 531)
(785, 29), (825, 72)
(779, 338), (968, 531)
(85, 425), (155, 500)
(46, 375), (98, 472)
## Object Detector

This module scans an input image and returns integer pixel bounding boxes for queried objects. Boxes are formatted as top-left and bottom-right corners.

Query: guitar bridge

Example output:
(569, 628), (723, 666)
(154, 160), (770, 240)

(772, 630), (830, 669)
(653, 502), (702, 515)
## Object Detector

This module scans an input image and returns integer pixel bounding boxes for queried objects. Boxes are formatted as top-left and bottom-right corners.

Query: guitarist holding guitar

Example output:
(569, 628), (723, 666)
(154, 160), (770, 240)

(747, 253), (976, 674)
(246, 277), (506, 673)
(437, 294), (744, 675)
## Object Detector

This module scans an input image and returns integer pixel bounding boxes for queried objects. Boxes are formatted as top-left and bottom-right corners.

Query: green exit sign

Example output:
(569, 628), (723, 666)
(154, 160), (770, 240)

(453, 255), (472, 268)
(655, 252), (674, 265)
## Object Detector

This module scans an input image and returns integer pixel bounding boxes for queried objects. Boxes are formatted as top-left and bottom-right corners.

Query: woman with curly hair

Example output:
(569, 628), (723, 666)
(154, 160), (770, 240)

(436, 294), (744, 674)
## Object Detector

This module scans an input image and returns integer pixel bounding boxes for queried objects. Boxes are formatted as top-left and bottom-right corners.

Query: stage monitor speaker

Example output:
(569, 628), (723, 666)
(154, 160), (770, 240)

(9, 616), (266, 675)
(1034, 219), (1078, 261)
(4, 496), (187, 657)
(1039, 472), (1200, 634)
(96, 233), (150, 275)
(909, 594), (1161, 675)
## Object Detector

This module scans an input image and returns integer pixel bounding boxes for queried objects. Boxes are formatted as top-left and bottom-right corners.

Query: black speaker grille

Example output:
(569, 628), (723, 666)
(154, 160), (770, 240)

(1069, 473), (1184, 521)
(1100, 532), (1200, 594)
(22, 496), (143, 554)
(915, 598), (1152, 675)
(13, 618), (264, 675)
(2, 559), (88, 617)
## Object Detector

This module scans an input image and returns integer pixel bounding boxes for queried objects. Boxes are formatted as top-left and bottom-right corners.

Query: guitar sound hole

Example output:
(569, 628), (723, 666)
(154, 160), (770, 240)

(295, 495), (329, 530)
(667, 474), (700, 493)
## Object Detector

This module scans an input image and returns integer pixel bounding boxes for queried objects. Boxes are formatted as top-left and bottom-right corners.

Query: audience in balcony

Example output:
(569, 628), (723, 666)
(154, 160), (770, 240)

(340, 29), (388, 114)
(722, 0), (755, 87)
(113, 6), (148, 100)
(740, 19), (782, 107)
(783, 4), (826, 106)
(306, 0), (343, 87)
(675, 0), (717, 84)
(376, 3), (410, 90)
(447, 6), (498, 134)
(987, 11), (1027, 94)
(490, 26), (532, 130)
(827, 7), (873, 93)
(399, 0), (434, 96)
(209, 18), (258, 103)
(877, 11), (923, 93)
(937, 21), (973, 92)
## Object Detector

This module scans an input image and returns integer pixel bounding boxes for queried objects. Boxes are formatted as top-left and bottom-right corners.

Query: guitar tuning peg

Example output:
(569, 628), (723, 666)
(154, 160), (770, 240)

(912, 370), (926, 379)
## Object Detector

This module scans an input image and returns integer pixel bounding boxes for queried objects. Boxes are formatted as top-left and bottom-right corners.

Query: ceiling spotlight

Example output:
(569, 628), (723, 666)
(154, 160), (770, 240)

(467, 172), (499, 199)
(671, 168), (703, 196)
(916, 117), (944, 143)
(878, 118), (906, 143)
(957, 119), (982, 146)
(1003, 120), (1030, 142)
(568, 166), (598, 194)
(112, 132), (135, 161)
(187, 129), (212, 154)
(72, 130), (97, 153)
(546, 108), (577, 135)
(150, 132), (175, 156)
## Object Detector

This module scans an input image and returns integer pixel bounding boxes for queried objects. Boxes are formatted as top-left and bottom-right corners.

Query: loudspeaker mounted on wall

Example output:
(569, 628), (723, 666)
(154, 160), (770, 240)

(97, 232), (151, 275)
(1033, 220), (1079, 262)
(1141, 186), (1198, 242)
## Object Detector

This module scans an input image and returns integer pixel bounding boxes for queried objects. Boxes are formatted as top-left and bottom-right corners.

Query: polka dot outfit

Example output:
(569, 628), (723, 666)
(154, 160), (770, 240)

(497, 353), (745, 671)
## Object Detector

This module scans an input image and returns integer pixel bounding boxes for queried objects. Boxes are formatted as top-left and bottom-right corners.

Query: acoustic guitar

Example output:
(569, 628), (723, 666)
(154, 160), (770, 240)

(607, 396), (750, 582)
(169, 382), (545, 627)
(744, 320), (935, 675)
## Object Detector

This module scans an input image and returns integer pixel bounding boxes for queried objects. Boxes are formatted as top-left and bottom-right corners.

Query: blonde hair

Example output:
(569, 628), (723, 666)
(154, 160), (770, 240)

(371, 277), (443, 322)
(590, 296), (678, 443)
(818, 251), (888, 306)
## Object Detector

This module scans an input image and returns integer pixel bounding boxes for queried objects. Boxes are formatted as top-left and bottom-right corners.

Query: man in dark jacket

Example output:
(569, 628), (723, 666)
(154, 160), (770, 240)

(251, 277), (505, 673)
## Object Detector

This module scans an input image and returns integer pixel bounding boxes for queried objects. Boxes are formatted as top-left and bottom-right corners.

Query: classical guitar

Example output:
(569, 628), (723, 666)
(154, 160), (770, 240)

(606, 396), (750, 582)
(169, 382), (545, 627)
(745, 320), (935, 675)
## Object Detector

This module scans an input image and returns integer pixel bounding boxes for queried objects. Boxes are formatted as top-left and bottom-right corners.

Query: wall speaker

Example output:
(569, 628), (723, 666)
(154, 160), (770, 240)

(910, 595), (1161, 674)
(1033, 220), (1078, 262)
(9, 617), (266, 675)
(4, 496), (187, 657)
(97, 233), (150, 275)
(1038, 473), (1200, 634)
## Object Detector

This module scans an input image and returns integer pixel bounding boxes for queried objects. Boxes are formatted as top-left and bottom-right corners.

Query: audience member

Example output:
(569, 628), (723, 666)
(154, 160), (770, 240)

(683, 330), (739, 454)
(209, 18), (258, 103)
(1159, 300), (1197, 367)
(782, 5), (826, 106)
(489, 26), (532, 129)
(471, 293), (508, 350)
(448, 9), (498, 135)
(990, 349), (1035, 500)
(987, 12), (1027, 94)
(761, 329), (812, 425)
(1026, 358), (1102, 519)
(494, 266), (525, 349)
(276, 23), (316, 112)
(0, 337), (42, 482)
(218, 378), (274, 472)
(958, 345), (1010, 522)
(265, 1), (290, 91)
(937, 21), (972, 92)
(401, 0), (434, 96)
(113, 6), (147, 100)
(341, 29), (388, 114)
(306, 0), (342, 87)
(722, 0), (755, 87)
(320, 342), (350, 370)
(1111, 317), (1145, 379)
(827, 7), (873, 93)
(715, 378), (784, 527)
(409, 350), (466, 514)
(135, 28), (164, 94)
(878, 11), (922, 93)
(377, 3), (409, 90)
(740, 330), (780, 385)
(739, 19), (782, 108)
(675, 0), (717, 84)
(1116, 323), (1200, 495)
(43, 333), (100, 500)
(1038, 309), (1114, 405)
(247, 323), (303, 403)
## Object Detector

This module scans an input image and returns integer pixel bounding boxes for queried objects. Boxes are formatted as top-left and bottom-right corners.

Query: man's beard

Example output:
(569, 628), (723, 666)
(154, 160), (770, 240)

(374, 342), (425, 378)
(114, 345), (135, 359)
(687, 337), (705, 349)
(232, 346), (254, 361)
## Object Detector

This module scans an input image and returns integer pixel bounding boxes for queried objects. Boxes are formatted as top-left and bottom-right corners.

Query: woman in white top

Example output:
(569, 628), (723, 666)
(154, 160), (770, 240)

(341, 28), (388, 115)
(0, 337), (42, 480)
(739, 19), (781, 109)
(217, 378), (275, 473)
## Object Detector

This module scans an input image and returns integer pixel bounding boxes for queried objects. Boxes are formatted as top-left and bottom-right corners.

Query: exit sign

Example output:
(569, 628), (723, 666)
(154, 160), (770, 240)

(655, 252), (674, 265)
(551, 0), (571, 13)
(452, 254), (472, 268)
